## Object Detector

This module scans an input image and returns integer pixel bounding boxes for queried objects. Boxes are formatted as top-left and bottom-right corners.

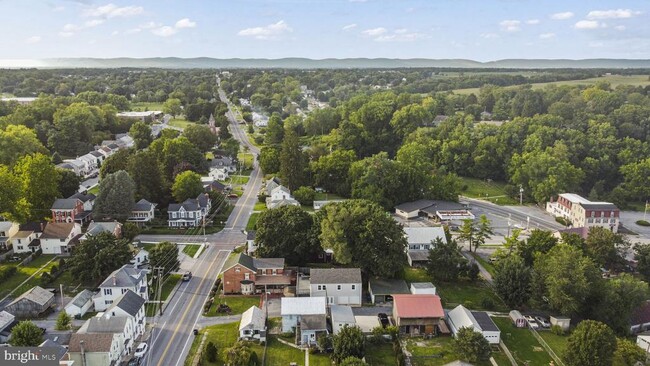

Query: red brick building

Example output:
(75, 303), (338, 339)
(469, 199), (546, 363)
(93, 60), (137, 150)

(221, 253), (293, 294)
(51, 198), (90, 224)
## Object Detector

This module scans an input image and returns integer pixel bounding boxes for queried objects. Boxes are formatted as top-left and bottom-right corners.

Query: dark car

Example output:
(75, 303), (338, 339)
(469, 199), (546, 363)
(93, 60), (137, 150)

(378, 313), (389, 328)
(182, 271), (192, 281)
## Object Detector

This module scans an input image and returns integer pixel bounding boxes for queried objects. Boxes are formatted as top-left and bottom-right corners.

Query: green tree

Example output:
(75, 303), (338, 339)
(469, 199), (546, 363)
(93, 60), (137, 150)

(94, 170), (135, 220)
(100, 148), (133, 179)
(68, 232), (133, 282)
(279, 127), (308, 191)
(122, 222), (141, 241)
(205, 341), (218, 363)
(293, 186), (316, 206)
(183, 124), (218, 153)
(618, 158), (650, 202)
(613, 338), (646, 366)
(473, 215), (494, 253)
(426, 238), (467, 282)
(259, 146), (281, 174)
(593, 274), (648, 335)
(634, 244), (650, 282)
(9, 321), (43, 347)
(264, 114), (284, 145)
(311, 149), (356, 196)
(58, 169), (82, 198)
(452, 327), (491, 363)
(517, 229), (558, 266)
(172, 171), (203, 202)
(127, 150), (166, 203)
(223, 341), (256, 366)
(0, 165), (27, 221)
(150, 241), (179, 276)
(161, 137), (207, 179)
(333, 326), (365, 364)
(48, 102), (104, 156)
(458, 219), (476, 252)
(564, 320), (616, 366)
(340, 357), (366, 366)
(129, 121), (153, 150)
(493, 255), (531, 307)
(162, 98), (182, 118)
(320, 200), (407, 277)
(55, 311), (72, 330)
(255, 205), (320, 265)
(390, 103), (431, 139)
(0, 124), (48, 166)
(585, 227), (628, 268)
(14, 153), (61, 221)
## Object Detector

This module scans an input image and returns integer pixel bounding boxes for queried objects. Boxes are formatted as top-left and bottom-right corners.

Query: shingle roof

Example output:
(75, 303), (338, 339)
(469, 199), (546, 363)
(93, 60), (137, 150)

(330, 305), (355, 324)
(394, 200), (436, 213)
(52, 198), (81, 210)
(69, 192), (96, 202)
(239, 306), (265, 331)
(311, 268), (361, 284)
(281, 297), (326, 316)
(407, 250), (431, 262)
(369, 278), (410, 295)
(222, 253), (256, 273)
(90, 151), (103, 157)
(9, 286), (53, 307)
(86, 316), (128, 333)
(69, 333), (115, 353)
(168, 199), (200, 212)
(108, 290), (145, 317)
(41, 223), (76, 239)
(99, 264), (146, 288)
(39, 339), (68, 360)
(68, 289), (94, 309)
(580, 202), (619, 210)
(196, 194), (210, 209)
(300, 314), (327, 331)
(0, 311), (15, 331)
(133, 198), (155, 211)
(420, 201), (468, 215)
(253, 257), (284, 269)
(393, 294), (444, 319)
(86, 222), (120, 236)
(19, 222), (45, 233)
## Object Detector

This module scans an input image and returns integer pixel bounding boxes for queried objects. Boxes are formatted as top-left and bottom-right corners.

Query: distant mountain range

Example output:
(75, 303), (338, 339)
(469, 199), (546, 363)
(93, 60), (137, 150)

(1, 57), (650, 69)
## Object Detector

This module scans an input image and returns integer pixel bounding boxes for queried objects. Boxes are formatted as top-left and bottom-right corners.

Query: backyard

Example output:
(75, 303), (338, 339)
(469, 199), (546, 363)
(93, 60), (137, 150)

(405, 336), (499, 366)
(364, 341), (398, 365)
(460, 177), (518, 205)
(204, 295), (261, 317)
(184, 322), (239, 366)
(250, 337), (331, 366)
(493, 317), (554, 366)
(0, 255), (59, 299)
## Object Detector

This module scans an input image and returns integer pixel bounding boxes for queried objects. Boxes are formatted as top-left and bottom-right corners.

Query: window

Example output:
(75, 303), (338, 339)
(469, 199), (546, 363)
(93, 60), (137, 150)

(122, 289), (128, 294)
(105, 300), (113, 305)
(351, 285), (356, 290)
(244, 273), (250, 280)
(235, 267), (240, 272)
(17, 246), (23, 250)
(337, 285), (341, 291)
(104, 289), (112, 295)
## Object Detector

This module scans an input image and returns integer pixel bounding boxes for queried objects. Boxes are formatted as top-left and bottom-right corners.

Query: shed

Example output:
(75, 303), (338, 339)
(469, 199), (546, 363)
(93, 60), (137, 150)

(239, 306), (266, 342)
(330, 305), (356, 335)
(447, 305), (501, 344)
(0, 311), (15, 333)
(636, 333), (650, 353)
(509, 310), (526, 328)
(550, 316), (571, 332)
(65, 289), (95, 318)
(368, 278), (410, 304)
(410, 282), (437, 295)
(4, 286), (55, 318)
(393, 294), (446, 336)
(354, 316), (381, 334)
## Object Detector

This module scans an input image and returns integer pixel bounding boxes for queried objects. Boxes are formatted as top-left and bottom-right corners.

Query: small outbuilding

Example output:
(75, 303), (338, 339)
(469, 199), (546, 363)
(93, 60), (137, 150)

(393, 294), (446, 336)
(330, 305), (356, 335)
(550, 316), (571, 332)
(368, 278), (410, 304)
(410, 282), (437, 295)
(65, 289), (95, 318)
(447, 305), (501, 344)
(239, 306), (266, 342)
(509, 310), (526, 328)
(4, 286), (55, 318)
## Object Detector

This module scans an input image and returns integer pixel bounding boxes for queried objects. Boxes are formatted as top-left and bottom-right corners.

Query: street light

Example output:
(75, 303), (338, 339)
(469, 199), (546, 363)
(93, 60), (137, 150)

(519, 185), (524, 205)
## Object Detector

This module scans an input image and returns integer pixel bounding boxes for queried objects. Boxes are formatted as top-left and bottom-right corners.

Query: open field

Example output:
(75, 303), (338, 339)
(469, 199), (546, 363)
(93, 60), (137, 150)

(453, 74), (650, 95)
(493, 317), (554, 366)
(131, 102), (165, 111)
(460, 177), (518, 205)
(168, 117), (195, 129)
(0, 255), (58, 298)
(538, 331), (569, 359)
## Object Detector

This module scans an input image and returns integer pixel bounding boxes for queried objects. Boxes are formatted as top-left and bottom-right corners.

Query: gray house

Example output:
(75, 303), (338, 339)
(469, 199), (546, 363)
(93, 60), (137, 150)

(4, 286), (55, 318)
(368, 279), (410, 304)
(65, 289), (95, 318)
(310, 268), (362, 306)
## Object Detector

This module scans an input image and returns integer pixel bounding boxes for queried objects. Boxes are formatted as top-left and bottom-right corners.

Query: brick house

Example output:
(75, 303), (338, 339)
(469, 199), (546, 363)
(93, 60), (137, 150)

(221, 253), (293, 294)
(51, 198), (91, 224)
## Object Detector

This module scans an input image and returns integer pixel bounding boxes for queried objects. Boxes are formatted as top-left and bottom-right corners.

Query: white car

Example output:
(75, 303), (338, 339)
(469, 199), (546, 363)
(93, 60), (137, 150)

(134, 343), (148, 358)
(535, 316), (551, 328)
(524, 316), (539, 329)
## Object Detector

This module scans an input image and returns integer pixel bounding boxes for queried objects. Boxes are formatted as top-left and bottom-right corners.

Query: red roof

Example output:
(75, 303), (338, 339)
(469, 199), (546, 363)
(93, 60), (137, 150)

(393, 294), (444, 319)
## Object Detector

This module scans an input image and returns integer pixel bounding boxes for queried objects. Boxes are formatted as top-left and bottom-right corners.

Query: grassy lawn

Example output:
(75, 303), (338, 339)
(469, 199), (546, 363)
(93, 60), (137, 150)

(146, 274), (182, 316)
(182, 244), (201, 258)
(403, 267), (432, 283)
(250, 337), (331, 366)
(406, 336), (492, 366)
(237, 153), (254, 170)
(470, 252), (496, 277)
(88, 186), (99, 195)
(246, 212), (260, 231)
(538, 331), (569, 358)
(365, 341), (397, 365)
(205, 295), (261, 317)
(253, 201), (267, 211)
(0, 255), (59, 298)
(437, 281), (507, 312)
(227, 175), (250, 185)
(131, 102), (165, 111)
(168, 117), (195, 129)
(184, 322), (239, 366)
(314, 192), (345, 201)
(460, 177), (518, 205)
(493, 317), (554, 366)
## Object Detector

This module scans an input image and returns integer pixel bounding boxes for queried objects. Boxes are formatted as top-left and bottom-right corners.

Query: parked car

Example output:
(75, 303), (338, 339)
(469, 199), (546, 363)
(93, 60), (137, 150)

(524, 316), (539, 329)
(378, 313), (389, 328)
(535, 316), (550, 328)
(182, 271), (192, 281)
(127, 357), (141, 366)
(134, 343), (148, 358)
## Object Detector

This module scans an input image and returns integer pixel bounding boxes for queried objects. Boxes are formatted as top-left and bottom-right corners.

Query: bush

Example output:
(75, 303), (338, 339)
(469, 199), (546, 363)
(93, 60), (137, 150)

(40, 272), (52, 285)
(254, 136), (264, 145)
(467, 262), (480, 282)
(464, 300), (475, 309)
(257, 193), (268, 203)
(293, 186), (316, 206)
(58, 258), (66, 269)
(480, 297), (495, 310)
(205, 341), (217, 362)
(636, 220), (650, 227)
(0, 266), (17, 282)
(555, 216), (570, 226)
(55, 311), (72, 331)
(462, 184), (469, 191)
(50, 265), (58, 275)
(551, 325), (565, 335)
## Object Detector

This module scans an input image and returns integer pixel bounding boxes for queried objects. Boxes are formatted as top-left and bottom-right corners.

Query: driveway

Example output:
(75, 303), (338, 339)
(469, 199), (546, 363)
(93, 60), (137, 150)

(352, 306), (392, 316)
(264, 298), (282, 317)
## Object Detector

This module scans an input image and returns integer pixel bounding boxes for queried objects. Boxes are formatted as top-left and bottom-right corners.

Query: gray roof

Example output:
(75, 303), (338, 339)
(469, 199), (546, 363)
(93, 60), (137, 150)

(68, 289), (94, 309)
(90, 151), (103, 157)
(395, 200), (436, 213)
(579, 202), (619, 210)
(52, 198), (80, 210)
(408, 250), (431, 262)
(86, 222), (120, 236)
(330, 305), (355, 324)
(0, 311), (15, 331)
(133, 198), (155, 211)
(311, 268), (361, 284)
(168, 199), (200, 212)
(471, 311), (499, 332)
(108, 290), (145, 317)
(69, 192), (96, 202)
(86, 316), (128, 333)
(9, 286), (54, 307)
(57, 163), (75, 170)
(300, 314), (328, 331)
(253, 257), (284, 269)
(39, 339), (68, 360)
(99, 264), (146, 288)
(411, 282), (436, 289)
(369, 278), (410, 295)
(196, 194), (210, 209)
(223, 253), (284, 273)
(420, 201), (469, 214)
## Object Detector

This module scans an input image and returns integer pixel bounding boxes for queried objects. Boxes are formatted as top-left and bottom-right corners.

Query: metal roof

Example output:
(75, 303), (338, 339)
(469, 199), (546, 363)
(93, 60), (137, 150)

(404, 227), (447, 245)
(281, 297), (326, 316)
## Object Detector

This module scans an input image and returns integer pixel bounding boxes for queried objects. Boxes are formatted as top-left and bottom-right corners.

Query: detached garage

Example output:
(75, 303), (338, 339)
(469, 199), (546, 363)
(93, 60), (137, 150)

(447, 305), (501, 345)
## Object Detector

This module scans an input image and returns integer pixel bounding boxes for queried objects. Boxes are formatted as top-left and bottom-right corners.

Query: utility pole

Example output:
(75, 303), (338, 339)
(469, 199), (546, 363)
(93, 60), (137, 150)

(645, 200), (648, 221)
(519, 185), (524, 205)
(154, 266), (164, 316)
(60, 283), (64, 309)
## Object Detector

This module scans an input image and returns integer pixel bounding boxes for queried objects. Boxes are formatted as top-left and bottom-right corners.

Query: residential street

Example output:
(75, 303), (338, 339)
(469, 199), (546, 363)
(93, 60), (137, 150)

(143, 79), (263, 366)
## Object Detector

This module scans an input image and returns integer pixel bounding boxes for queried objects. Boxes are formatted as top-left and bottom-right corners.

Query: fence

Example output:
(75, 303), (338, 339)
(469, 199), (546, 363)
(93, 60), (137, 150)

(530, 328), (565, 366)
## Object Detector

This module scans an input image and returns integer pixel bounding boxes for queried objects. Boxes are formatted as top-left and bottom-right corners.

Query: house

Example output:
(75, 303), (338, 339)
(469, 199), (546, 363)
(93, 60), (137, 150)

(368, 278), (410, 304)
(239, 305), (266, 342)
(68, 192), (96, 212)
(447, 305), (501, 344)
(392, 294), (446, 336)
(281, 297), (328, 345)
(40, 222), (82, 255)
(78, 153), (99, 174)
(266, 185), (300, 210)
(62, 159), (87, 177)
(4, 286), (55, 318)
(330, 305), (356, 335)
(117, 111), (163, 122)
(395, 200), (437, 219)
(104, 289), (147, 339)
(546, 193), (620, 233)
(211, 155), (237, 173)
(69, 333), (122, 366)
(404, 227), (447, 266)
(0, 221), (19, 251)
(8, 230), (41, 254)
(221, 253), (293, 294)
(128, 199), (157, 225)
(51, 198), (90, 224)
(93, 264), (148, 312)
(310, 268), (362, 306)
(89, 150), (106, 166)
(204, 180), (227, 193)
(81, 221), (122, 241)
(246, 231), (256, 255)
(0, 311), (16, 342)
(410, 282), (437, 295)
(265, 177), (282, 196)
(197, 193), (212, 216)
(65, 289), (95, 318)
(131, 248), (149, 266)
(167, 199), (203, 228)
(395, 200), (474, 222)
(209, 167), (230, 181)
(637, 334), (650, 353)
(56, 162), (80, 175)
(39, 338), (72, 366)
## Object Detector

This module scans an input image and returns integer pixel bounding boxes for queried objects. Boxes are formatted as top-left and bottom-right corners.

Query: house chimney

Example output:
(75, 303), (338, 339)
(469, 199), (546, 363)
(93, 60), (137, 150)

(112, 275), (116, 286)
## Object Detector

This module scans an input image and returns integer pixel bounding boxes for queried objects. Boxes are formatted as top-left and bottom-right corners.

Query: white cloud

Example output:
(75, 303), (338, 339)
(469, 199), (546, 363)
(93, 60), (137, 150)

(52, 6), (65, 12)
(394, 28), (408, 34)
(614, 25), (626, 31)
(111, 30), (119, 36)
(151, 26), (178, 37)
(480, 33), (499, 39)
(574, 20), (602, 29)
(526, 19), (540, 25)
(139, 21), (158, 29)
(361, 27), (387, 36)
(62, 23), (81, 32)
(58, 31), (75, 37)
(539, 32), (556, 39)
(499, 20), (521, 32)
(375, 32), (426, 42)
(587, 9), (641, 19)
(551, 12), (574, 20)
(83, 3), (144, 18)
(25, 36), (41, 44)
(342, 24), (357, 31)
(237, 20), (293, 40)
(175, 18), (196, 29)
(84, 19), (105, 28)
(125, 28), (142, 34)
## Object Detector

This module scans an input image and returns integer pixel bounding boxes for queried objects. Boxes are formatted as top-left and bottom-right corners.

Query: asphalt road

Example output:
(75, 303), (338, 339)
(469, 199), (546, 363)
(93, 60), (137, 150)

(144, 79), (263, 366)
(460, 197), (564, 232)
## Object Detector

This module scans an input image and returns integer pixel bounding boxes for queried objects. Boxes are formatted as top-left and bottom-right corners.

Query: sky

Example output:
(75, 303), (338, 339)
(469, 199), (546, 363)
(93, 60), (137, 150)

(0, 0), (649, 61)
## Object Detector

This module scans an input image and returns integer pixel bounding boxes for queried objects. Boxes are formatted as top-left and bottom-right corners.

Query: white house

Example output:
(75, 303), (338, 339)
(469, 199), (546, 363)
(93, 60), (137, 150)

(93, 264), (148, 311)
(266, 185), (300, 210)
(281, 297), (327, 333)
(239, 306), (266, 342)
(80, 221), (122, 241)
(310, 268), (362, 306)
(0, 221), (19, 251)
(405, 227), (447, 266)
(130, 248), (149, 266)
(40, 223), (82, 254)
(546, 193), (620, 233)
(330, 305), (356, 335)
(167, 199), (203, 228)
(65, 289), (95, 318)
(128, 199), (157, 225)
(8, 230), (41, 254)
(447, 305), (501, 345)
(104, 289), (147, 340)
(410, 282), (437, 295)
(209, 167), (230, 181)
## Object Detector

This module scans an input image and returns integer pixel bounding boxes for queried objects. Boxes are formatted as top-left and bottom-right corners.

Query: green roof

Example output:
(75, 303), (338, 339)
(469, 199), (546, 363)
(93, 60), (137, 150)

(369, 278), (410, 296)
